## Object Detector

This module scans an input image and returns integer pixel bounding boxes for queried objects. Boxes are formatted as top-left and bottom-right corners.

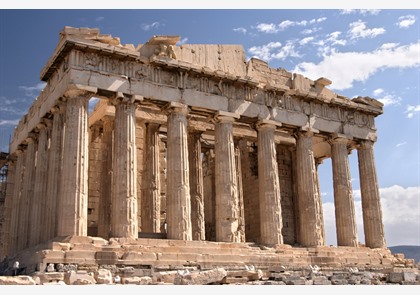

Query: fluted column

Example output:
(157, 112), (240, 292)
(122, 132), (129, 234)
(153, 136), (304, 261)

(8, 149), (24, 255)
(214, 111), (242, 242)
(257, 121), (283, 245)
(330, 136), (358, 247)
(17, 136), (37, 251)
(29, 120), (51, 247)
(234, 140), (246, 243)
(45, 104), (65, 240)
(141, 122), (161, 233)
(57, 88), (94, 237)
(166, 102), (192, 240)
(111, 94), (139, 239)
(2, 159), (15, 258)
(358, 140), (386, 248)
(97, 116), (113, 239)
(188, 131), (205, 241)
(295, 131), (324, 247)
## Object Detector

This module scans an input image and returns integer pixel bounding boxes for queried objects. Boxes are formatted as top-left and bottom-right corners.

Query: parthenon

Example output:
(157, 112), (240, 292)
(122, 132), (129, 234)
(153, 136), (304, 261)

(0, 26), (410, 281)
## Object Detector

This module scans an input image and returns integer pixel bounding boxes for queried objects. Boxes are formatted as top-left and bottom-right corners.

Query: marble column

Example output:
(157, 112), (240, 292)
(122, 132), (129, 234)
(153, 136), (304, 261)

(314, 159), (326, 245)
(234, 140), (246, 243)
(257, 121), (283, 245)
(97, 116), (113, 239)
(330, 136), (358, 247)
(358, 140), (386, 248)
(188, 131), (205, 241)
(214, 111), (242, 243)
(29, 120), (51, 247)
(45, 104), (65, 241)
(2, 159), (15, 258)
(8, 149), (24, 254)
(295, 131), (324, 247)
(111, 95), (139, 239)
(166, 102), (192, 240)
(57, 89), (93, 237)
(141, 122), (161, 233)
(18, 136), (37, 251)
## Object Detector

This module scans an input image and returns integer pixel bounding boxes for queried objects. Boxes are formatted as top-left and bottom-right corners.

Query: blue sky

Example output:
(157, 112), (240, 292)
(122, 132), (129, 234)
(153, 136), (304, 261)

(0, 3), (419, 247)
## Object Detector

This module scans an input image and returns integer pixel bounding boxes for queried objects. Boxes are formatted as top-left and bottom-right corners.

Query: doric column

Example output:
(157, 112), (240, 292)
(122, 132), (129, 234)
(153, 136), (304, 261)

(18, 135), (37, 251)
(3, 158), (16, 257)
(57, 86), (95, 237)
(358, 140), (386, 248)
(330, 136), (358, 247)
(44, 104), (65, 241)
(8, 149), (25, 254)
(29, 120), (51, 247)
(111, 94), (139, 239)
(188, 131), (205, 241)
(257, 120), (283, 246)
(165, 102), (192, 240)
(141, 122), (161, 233)
(234, 140), (246, 243)
(97, 116), (113, 239)
(295, 130), (324, 247)
(214, 111), (242, 242)
(314, 159), (326, 245)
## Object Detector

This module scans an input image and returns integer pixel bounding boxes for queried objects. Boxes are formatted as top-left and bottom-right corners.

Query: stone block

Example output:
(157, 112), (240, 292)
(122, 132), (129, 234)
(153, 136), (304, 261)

(0, 276), (37, 285)
(94, 269), (113, 284)
(122, 276), (153, 285)
(174, 268), (227, 285)
(64, 270), (96, 285)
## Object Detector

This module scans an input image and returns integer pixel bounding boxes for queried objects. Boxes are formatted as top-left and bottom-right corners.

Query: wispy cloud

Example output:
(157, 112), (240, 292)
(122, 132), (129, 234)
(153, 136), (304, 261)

(95, 16), (105, 22)
(405, 104), (420, 118)
(299, 36), (314, 46)
(396, 15), (416, 29)
(141, 22), (161, 31)
(396, 142), (407, 148)
(377, 94), (402, 107)
(176, 37), (188, 46)
(340, 9), (381, 16)
(18, 82), (46, 97)
(294, 41), (420, 90)
(373, 88), (384, 96)
(348, 20), (385, 39)
(0, 119), (19, 126)
(248, 41), (300, 62)
(233, 27), (247, 34)
(255, 17), (327, 34)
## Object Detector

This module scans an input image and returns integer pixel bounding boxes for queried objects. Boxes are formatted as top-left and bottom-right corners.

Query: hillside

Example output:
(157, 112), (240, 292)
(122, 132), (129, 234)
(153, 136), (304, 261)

(389, 245), (420, 263)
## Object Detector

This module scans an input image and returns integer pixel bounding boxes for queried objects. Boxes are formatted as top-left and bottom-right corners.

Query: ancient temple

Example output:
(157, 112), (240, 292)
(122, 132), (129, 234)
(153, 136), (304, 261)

(0, 27), (400, 276)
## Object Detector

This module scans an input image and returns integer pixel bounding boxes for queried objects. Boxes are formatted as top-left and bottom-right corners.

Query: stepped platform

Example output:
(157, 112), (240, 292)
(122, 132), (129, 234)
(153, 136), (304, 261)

(0, 236), (413, 276)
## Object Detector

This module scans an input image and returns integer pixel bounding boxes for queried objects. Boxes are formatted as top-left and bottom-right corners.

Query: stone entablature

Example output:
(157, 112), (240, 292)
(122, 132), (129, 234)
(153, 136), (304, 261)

(10, 26), (382, 154)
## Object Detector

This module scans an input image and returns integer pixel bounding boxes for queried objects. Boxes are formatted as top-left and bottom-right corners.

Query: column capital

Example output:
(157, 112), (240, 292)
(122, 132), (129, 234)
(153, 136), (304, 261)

(358, 139), (375, 149)
(328, 134), (352, 145)
(110, 92), (143, 106)
(164, 101), (189, 116)
(256, 119), (282, 130)
(36, 118), (52, 131)
(63, 84), (97, 100)
(23, 132), (37, 144)
(212, 111), (239, 124)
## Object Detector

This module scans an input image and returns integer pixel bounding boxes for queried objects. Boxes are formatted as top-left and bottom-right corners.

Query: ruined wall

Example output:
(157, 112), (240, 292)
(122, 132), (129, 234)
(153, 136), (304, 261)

(277, 144), (297, 245)
(239, 139), (260, 244)
(203, 149), (216, 241)
(87, 123), (103, 236)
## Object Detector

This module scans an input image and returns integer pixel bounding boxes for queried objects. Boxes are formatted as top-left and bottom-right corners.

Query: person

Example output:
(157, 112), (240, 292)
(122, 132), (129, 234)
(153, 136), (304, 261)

(12, 261), (19, 276)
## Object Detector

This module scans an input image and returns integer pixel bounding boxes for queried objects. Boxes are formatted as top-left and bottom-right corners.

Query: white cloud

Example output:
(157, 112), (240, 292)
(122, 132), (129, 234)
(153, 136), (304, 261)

(373, 88), (384, 96)
(0, 119), (19, 126)
(293, 41), (420, 90)
(377, 94), (402, 107)
(299, 36), (314, 45)
(141, 22), (161, 31)
(177, 37), (188, 45)
(95, 16), (104, 22)
(233, 27), (247, 34)
(325, 31), (347, 46)
(406, 104), (420, 118)
(248, 41), (300, 62)
(18, 82), (46, 97)
(323, 185), (420, 247)
(396, 142), (407, 148)
(340, 9), (381, 15)
(348, 20), (386, 39)
(256, 17), (327, 34)
(256, 23), (278, 33)
(396, 15), (416, 29)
